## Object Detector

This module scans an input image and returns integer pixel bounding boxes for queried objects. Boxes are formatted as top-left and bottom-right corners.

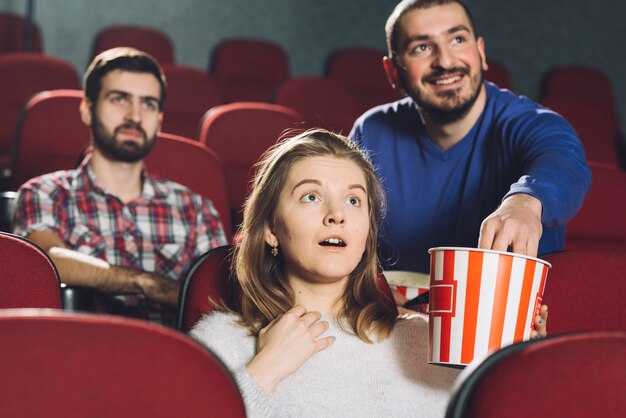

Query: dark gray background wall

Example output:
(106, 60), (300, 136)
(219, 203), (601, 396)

(1, 0), (624, 134)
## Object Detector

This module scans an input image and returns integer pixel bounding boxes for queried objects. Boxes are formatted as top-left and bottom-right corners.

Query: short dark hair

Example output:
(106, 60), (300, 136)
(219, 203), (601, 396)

(83, 47), (167, 110)
(385, 0), (477, 58)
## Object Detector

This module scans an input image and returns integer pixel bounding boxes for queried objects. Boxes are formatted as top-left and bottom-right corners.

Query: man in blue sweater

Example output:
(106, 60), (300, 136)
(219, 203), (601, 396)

(350, 0), (591, 273)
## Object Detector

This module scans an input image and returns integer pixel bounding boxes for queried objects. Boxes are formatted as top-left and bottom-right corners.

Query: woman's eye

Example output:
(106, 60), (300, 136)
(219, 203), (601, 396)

(301, 193), (317, 202)
(347, 196), (361, 206)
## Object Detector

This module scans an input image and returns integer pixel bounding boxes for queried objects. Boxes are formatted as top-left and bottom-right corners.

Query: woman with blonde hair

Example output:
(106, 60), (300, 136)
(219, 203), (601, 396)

(191, 129), (547, 417)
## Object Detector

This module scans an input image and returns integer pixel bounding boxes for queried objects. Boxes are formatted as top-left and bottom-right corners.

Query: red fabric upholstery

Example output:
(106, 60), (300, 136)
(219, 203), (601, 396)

(177, 245), (235, 332)
(0, 53), (79, 173)
(446, 331), (626, 418)
(541, 98), (620, 166)
(327, 47), (401, 113)
(274, 76), (361, 135)
(211, 38), (290, 103)
(145, 132), (231, 240)
(11, 89), (89, 190)
(161, 64), (222, 139)
(0, 309), (246, 417)
(91, 25), (175, 64)
(198, 102), (302, 227)
(0, 12), (44, 53)
(540, 65), (621, 134)
(566, 161), (626, 247)
(0, 232), (62, 309)
(541, 249), (626, 334)
(485, 60), (513, 90)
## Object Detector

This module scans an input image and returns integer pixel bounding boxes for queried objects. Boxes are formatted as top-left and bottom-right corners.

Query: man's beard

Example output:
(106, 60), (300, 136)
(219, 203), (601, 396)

(91, 114), (155, 163)
(399, 65), (484, 125)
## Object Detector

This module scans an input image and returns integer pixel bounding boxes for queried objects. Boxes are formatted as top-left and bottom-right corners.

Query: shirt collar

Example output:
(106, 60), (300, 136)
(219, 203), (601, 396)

(73, 153), (170, 201)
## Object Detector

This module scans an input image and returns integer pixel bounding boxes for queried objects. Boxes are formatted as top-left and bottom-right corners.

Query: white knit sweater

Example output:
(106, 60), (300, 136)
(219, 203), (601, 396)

(190, 312), (460, 418)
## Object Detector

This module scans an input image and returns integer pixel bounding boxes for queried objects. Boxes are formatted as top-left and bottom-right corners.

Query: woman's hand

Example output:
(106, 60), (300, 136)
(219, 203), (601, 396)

(530, 304), (549, 339)
(246, 305), (334, 394)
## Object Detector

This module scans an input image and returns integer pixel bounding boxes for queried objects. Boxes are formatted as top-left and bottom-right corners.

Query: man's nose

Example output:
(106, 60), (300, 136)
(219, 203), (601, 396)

(432, 45), (455, 69)
(125, 100), (142, 123)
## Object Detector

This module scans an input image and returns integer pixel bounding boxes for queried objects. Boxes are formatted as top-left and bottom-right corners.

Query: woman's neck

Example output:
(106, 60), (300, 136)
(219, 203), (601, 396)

(289, 277), (347, 317)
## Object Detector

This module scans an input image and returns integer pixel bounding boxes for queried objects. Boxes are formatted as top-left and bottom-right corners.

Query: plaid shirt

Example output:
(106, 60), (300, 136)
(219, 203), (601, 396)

(13, 156), (227, 281)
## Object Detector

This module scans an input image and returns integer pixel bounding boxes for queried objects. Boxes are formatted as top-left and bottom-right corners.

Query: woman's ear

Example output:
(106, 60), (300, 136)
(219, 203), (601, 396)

(264, 222), (278, 248)
(79, 97), (93, 126)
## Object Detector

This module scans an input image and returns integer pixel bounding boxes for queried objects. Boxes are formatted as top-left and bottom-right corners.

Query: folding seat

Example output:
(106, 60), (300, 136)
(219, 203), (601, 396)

(485, 60), (513, 90)
(541, 97), (620, 166)
(0, 231), (62, 309)
(210, 38), (290, 103)
(566, 161), (626, 250)
(542, 248), (626, 334)
(0, 53), (80, 179)
(326, 47), (401, 113)
(11, 89), (89, 191)
(0, 309), (246, 417)
(91, 25), (175, 64)
(145, 132), (231, 240)
(198, 102), (303, 228)
(540, 65), (621, 139)
(446, 331), (626, 418)
(161, 64), (222, 139)
(177, 244), (235, 332)
(0, 12), (44, 53)
(274, 76), (361, 135)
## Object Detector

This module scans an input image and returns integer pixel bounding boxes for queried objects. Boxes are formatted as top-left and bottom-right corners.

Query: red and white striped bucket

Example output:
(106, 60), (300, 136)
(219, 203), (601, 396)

(427, 247), (551, 367)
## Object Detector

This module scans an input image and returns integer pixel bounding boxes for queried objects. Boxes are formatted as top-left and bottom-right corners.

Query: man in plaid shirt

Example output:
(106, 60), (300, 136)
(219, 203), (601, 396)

(13, 47), (227, 318)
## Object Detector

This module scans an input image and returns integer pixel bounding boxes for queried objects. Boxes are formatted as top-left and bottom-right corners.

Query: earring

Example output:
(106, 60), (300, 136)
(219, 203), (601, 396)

(271, 245), (278, 257)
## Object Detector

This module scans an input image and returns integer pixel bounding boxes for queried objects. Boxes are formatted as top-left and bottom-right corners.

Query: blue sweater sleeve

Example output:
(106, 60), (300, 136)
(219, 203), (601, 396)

(502, 106), (592, 227)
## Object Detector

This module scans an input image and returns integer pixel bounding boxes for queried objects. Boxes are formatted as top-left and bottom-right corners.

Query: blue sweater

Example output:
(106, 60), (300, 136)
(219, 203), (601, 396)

(350, 82), (591, 273)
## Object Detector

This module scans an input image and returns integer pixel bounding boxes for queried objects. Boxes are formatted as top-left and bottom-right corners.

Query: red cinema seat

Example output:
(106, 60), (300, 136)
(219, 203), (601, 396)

(198, 102), (302, 229)
(274, 76), (361, 135)
(210, 38), (290, 102)
(0, 53), (80, 178)
(161, 64), (222, 139)
(446, 331), (626, 418)
(92, 25), (175, 64)
(327, 47), (401, 113)
(485, 60), (513, 90)
(11, 89), (89, 190)
(0, 12), (44, 53)
(0, 309), (246, 417)
(0, 231), (62, 309)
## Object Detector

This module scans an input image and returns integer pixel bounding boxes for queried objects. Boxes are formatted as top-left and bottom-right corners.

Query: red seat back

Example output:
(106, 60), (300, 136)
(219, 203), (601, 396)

(566, 161), (626, 246)
(0, 53), (80, 172)
(541, 98), (620, 166)
(274, 76), (361, 135)
(11, 89), (89, 190)
(161, 64), (222, 139)
(446, 331), (626, 418)
(327, 47), (401, 112)
(91, 25), (175, 64)
(0, 12), (44, 53)
(198, 102), (302, 227)
(0, 309), (246, 417)
(145, 132), (231, 240)
(211, 38), (290, 102)
(485, 60), (513, 90)
(177, 245), (235, 332)
(542, 249), (626, 334)
(0, 232), (62, 309)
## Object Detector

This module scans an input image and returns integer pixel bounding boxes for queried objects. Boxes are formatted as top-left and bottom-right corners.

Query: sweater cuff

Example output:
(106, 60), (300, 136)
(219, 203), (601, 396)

(234, 368), (279, 418)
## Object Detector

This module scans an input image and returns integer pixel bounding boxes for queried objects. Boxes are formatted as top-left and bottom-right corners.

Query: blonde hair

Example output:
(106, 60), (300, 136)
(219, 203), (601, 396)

(231, 129), (397, 343)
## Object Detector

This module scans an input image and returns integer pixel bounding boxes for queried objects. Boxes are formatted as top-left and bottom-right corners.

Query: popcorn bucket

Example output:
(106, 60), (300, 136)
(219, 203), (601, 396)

(383, 270), (430, 300)
(427, 247), (551, 367)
